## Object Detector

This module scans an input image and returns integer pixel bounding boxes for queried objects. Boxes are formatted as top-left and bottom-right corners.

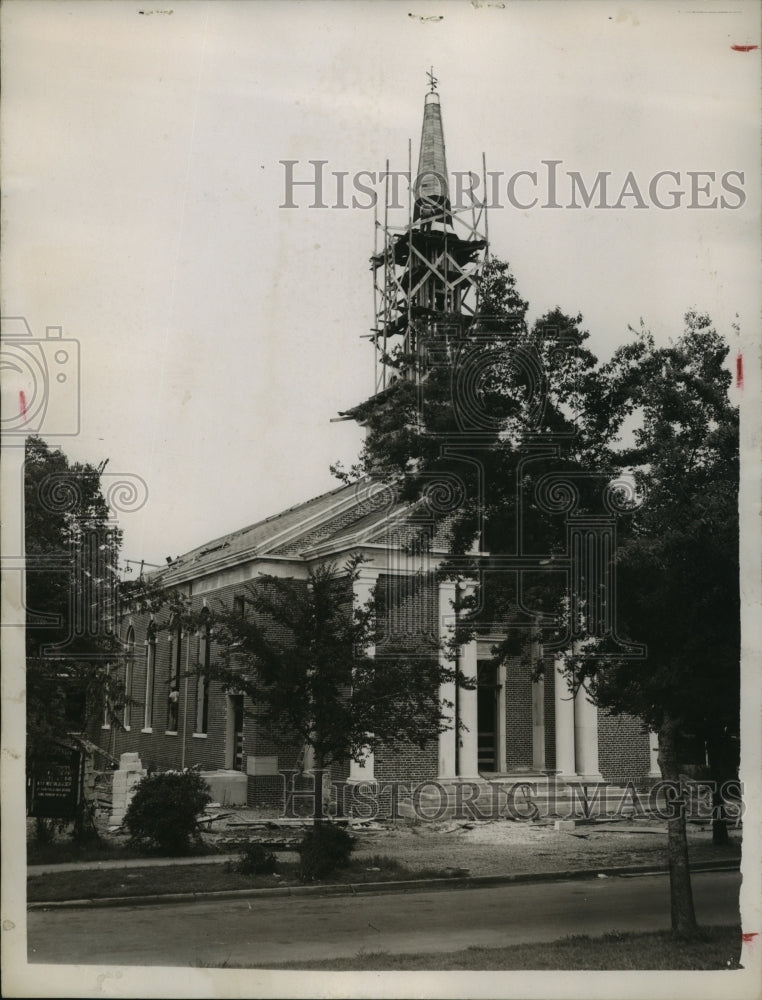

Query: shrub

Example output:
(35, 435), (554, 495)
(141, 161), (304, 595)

(231, 842), (279, 876)
(124, 768), (211, 855)
(298, 822), (355, 881)
(34, 817), (57, 845)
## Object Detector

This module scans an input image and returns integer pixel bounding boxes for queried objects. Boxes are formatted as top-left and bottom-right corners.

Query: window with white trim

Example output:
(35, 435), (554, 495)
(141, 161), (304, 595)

(143, 621), (156, 730)
(123, 626), (135, 729)
(195, 618), (211, 735)
(167, 615), (181, 732)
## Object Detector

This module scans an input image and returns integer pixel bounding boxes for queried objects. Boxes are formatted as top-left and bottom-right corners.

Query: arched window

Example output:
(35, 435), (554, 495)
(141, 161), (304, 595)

(123, 626), (135, 729)
(195, 613), (211, 736)
(167, 613), (182, 733)
(102, 664), (112, 729)
(143, 620), (156, 731)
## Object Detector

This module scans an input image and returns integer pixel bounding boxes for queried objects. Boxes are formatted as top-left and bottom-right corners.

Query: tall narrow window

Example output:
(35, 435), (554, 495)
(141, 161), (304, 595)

(102, 665), (111, 729)
(233, 595), (245, 618)
(195, 621), (210, 736)
(167, 615), (181, 732)
(123, 626), (135, 729)
(143, 623), (156, 731)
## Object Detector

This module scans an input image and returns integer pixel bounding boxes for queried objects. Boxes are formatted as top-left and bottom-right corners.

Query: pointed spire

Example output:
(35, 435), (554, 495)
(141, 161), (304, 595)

(415, 71), (450, 222)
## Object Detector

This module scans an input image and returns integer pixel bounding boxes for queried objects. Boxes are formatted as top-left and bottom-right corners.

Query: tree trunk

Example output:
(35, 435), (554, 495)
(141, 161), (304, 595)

(705, 731), (735, 847)
(658, 717), (698, 936)
(711, 788), (729, 846)
(311, 750), (330, 826)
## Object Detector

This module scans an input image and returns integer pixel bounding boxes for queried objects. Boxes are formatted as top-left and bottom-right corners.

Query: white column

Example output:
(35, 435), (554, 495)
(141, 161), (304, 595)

(554, 659), (577, 777)
(648, 730), (661, 778)
(349, 570), (377, 782)
(458, 634), (479, 778)
(302, 744), (316, 773)
(532, 679), (546, 771)
(437, 581), (457, 779)
(456, 582), (479, 779)
(574, 682), (602, 781)
(530, 632), (545, 771)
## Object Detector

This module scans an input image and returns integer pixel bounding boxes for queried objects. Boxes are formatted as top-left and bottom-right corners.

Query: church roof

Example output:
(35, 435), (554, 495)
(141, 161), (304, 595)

(156, 478), (420, 584)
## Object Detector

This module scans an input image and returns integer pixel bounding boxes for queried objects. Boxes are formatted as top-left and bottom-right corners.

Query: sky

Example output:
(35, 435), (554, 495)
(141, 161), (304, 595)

(3, 0), (760, 570)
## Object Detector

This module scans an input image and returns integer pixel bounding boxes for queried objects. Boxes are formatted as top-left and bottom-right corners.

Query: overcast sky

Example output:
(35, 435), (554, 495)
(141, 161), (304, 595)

(3, 0), (759, 568)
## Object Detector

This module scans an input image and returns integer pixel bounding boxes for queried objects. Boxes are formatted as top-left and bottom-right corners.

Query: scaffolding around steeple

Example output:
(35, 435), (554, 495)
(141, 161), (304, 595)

(370, 78), (490, 395)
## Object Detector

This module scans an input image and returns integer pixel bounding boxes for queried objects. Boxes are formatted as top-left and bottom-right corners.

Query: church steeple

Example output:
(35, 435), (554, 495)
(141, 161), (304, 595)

(366, 75), (488, 393)
(335, 75), (489, 421)
(414, 81), (451, 224)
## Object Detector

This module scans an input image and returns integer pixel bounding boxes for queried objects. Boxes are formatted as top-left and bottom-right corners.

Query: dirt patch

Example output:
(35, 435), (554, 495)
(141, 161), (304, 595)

(347, 819), (741, 877)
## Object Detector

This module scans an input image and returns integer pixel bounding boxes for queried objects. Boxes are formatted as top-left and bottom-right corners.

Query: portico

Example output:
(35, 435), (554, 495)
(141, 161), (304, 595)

(436, 580), (601, 784)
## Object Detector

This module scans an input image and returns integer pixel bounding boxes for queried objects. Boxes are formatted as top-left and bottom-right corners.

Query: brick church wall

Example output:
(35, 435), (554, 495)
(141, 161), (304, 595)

(101, 576), (310, 807)
(375, 570), (438, 657)
(371, 569), (439, 811)
(373, 738), (439, 816)
(597, 709), (650, 786)
(504, 656), (533, 769)
(543, 664), (556, 770)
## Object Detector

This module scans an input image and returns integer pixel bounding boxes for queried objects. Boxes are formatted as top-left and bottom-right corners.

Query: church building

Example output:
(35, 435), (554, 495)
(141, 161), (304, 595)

(97, 81), (657, 812)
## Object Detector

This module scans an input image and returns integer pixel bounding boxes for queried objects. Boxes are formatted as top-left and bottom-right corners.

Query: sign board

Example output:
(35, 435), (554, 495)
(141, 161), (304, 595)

(27, 748), (82, 819)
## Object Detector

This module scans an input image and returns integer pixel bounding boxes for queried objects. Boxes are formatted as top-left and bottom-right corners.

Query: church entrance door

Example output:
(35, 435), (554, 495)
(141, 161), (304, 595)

(477, 661), (500, 772)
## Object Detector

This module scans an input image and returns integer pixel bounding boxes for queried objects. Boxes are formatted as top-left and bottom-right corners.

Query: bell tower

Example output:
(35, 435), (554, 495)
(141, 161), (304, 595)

(371, 71), (489, 392)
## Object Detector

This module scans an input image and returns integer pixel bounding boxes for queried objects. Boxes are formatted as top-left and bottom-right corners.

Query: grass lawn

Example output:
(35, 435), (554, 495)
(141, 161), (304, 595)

(27, 854), (454, 903)
(243, 925), (743, 971)
(27, 837), (219, 867)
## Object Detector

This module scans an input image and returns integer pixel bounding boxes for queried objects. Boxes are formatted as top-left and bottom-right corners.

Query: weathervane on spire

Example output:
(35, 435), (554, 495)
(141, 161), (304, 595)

(427, 66), (438, 92)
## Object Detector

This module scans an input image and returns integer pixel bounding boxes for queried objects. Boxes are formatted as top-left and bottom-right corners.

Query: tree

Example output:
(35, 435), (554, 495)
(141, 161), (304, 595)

(339, 258), (609, 655)
(160, 556), (466, 819)
(575, 313), (740, 933)
(345, 256), (740, 936)
(25, 436), (127, 773)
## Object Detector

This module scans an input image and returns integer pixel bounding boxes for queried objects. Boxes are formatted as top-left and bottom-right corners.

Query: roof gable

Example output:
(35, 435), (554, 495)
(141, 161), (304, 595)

(158, 479), (428, 583)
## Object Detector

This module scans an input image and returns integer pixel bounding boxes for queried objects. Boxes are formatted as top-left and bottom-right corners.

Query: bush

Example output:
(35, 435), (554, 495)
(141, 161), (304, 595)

(231, 842), (279, 876)
(298, 822), (355, 881)
(124, 768), (211, 855)
(34, 817), (57, 845)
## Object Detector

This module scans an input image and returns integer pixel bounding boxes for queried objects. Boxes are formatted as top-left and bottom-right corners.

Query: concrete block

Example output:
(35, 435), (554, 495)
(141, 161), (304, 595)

(119, 752), (143, 772)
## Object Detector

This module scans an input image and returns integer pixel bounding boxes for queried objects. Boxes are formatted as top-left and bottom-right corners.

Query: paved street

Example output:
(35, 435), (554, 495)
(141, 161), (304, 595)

(27, 870), (740, 967)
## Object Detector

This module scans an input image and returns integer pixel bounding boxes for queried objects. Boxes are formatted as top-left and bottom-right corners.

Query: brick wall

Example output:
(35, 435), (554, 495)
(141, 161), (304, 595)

(97, 577), (308, 802)
(375, 570), (438, 656)
(504, 656), (533, 769)
(96, 572), (409, 810)
(543, 664), (556, 769)
(374, 738), (438, 816)
(598, 708), (650, 785)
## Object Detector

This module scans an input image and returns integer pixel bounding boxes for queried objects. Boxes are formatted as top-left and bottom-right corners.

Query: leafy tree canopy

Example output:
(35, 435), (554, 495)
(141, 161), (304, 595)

(25, 436), (126, 763)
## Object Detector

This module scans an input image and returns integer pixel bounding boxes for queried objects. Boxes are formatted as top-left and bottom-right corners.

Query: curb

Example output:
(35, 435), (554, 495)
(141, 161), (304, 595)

(27, 859), (741, 912)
